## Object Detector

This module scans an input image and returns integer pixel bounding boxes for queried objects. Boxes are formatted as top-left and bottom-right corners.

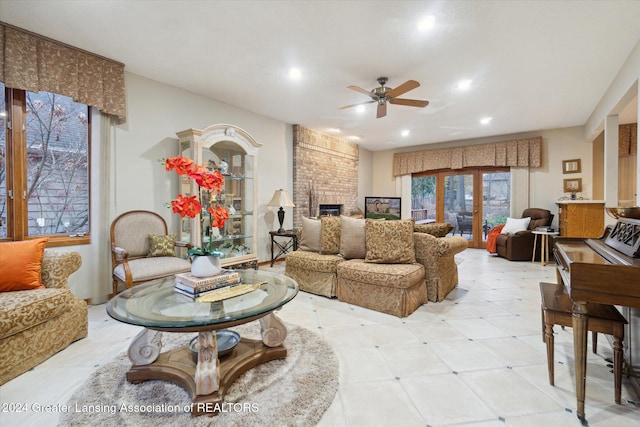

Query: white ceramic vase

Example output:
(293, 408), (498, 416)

(190, 255), (222, 278)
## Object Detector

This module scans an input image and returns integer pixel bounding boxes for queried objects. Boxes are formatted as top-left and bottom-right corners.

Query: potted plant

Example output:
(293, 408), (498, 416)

(163, 156), (229, 277)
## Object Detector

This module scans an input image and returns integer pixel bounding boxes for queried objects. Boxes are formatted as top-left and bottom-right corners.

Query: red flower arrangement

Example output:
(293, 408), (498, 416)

(164, 156), (229, 256)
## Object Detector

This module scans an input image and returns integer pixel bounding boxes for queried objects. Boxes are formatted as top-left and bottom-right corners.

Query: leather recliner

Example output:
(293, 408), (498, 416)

(495, 208), (554, 261)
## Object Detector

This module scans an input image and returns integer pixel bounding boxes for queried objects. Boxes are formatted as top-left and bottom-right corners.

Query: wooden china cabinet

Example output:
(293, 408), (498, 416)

(176, 125), (262, 269)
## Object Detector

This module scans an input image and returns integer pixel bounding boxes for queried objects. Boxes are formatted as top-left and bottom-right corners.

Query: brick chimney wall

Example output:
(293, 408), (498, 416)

(292, 125), (359, 228)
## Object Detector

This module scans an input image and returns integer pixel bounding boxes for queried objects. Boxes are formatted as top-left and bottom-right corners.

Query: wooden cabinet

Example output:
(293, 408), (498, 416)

(556, 201), (605, 238)
(177, 125), (262, 268)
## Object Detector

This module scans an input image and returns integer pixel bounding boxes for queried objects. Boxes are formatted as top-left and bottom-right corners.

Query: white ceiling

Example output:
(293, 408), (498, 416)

(2, 0), (639, 151)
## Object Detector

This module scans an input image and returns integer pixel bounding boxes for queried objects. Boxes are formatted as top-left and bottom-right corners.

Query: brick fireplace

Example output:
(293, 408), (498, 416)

(292, 125), (359, 227)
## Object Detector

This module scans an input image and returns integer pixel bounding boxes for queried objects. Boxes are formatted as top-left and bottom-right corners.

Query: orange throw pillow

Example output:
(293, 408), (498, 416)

(0, 238), (49, 292)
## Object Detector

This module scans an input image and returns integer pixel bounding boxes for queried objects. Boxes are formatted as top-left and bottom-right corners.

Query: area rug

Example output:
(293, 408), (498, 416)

(59, 323), (338, 426)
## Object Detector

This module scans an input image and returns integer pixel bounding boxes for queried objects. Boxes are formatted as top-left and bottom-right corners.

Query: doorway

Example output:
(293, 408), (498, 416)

(412, 168), (510, 248)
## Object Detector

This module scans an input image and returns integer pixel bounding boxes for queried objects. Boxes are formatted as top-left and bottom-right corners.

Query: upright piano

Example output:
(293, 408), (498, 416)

(553, 217), (640, 423)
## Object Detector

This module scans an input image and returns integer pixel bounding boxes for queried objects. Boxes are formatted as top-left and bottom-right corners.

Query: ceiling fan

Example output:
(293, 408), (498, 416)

(338, 77), (429, 118)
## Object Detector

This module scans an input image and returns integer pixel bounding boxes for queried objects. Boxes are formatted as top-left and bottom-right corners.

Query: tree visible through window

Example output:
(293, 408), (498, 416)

(0, 82), (90, 243)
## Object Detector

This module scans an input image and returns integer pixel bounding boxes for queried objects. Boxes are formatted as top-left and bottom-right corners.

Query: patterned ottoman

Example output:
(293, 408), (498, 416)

(336, 259), (427, 317)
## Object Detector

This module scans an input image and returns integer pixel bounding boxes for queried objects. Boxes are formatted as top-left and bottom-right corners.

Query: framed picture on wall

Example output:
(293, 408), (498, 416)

(365, 197), (401, 220)
(562, 159), (581, 174)
(563, 178), (582, 193)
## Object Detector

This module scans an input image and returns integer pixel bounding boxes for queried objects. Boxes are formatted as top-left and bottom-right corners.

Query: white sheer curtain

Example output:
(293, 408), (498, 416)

(510, 167), (530, 217)
(88, 110), (115, 302)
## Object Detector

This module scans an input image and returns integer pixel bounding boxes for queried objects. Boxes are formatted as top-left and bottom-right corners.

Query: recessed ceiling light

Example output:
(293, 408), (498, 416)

(417, 15), (436, 31)
(457, 79), (472, 90)
(327, 128), (342, 133)
(288, 67), (302, 79)
(480, 117), (493, 125)
(356, 105), (366, 113)
(401, 129), (410, 137)
(348, 135), (361, 141)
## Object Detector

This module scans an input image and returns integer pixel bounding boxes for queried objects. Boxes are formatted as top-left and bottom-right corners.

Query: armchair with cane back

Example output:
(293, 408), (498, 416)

(110, 210), (192, 296)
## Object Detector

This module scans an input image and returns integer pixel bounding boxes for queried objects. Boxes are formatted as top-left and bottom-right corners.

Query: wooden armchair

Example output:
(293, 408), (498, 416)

(110, 210), (192, 296)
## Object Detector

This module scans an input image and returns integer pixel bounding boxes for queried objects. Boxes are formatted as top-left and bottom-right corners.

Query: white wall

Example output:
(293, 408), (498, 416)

(370, 126), (593, 229)
(357, 147), (373, 212)
(65, 73), (292, 302)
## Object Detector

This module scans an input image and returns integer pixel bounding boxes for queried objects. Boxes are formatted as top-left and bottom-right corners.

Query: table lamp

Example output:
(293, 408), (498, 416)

(268, 189), (295, 234)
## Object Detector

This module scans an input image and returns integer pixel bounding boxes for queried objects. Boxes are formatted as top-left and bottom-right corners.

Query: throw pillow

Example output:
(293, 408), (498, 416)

(339, 215), (366, 259)
(365, 219), (416, 264)
(414, 222), (454, 237)
(0, 237), (49, 292)
(500, 217), (531, 234)
(148, 234), (176, 257)
(320, 216), (341, 255)
(299, 216), (322, 252)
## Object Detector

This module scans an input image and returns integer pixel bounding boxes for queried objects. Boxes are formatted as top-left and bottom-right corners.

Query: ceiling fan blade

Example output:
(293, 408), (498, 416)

(376, 102), (387, 118)
(386, 80), (420, 98)
(338, 100), (375, 110)
(389, 98), (429, 108)
(348, 85), (376, 98)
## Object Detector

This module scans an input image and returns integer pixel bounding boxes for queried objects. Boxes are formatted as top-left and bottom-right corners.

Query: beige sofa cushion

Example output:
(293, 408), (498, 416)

(338, 259), (425, 289)
(414, 222), (454, 237)
(0, 287), (75, 339)
(339, 215), (365, 259)
(299, 217), (322, 252)
(320, 216), (341, 255)
(365, 219), (416, 264)
(285, 250), (344, 273)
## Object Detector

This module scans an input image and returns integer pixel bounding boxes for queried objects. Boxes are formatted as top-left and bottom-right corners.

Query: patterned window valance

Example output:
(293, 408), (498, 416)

(392, 137), (542, 176)
(0, 22), (126, 123)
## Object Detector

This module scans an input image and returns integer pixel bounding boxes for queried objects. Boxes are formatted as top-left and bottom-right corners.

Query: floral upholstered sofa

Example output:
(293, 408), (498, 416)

(285, 217), (468, 316)
(0, 248), (88, 385)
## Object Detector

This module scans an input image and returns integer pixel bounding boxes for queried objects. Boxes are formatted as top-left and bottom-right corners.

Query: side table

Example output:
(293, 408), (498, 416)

(531, 230), (559, 266)
(270, 230), (298, 267)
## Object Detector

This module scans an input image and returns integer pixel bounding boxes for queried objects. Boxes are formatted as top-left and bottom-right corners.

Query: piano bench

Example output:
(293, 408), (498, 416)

(539, 282), (627, 404)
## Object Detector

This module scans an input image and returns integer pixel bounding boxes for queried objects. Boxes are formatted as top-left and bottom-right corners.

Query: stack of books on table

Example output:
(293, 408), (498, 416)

(174, 270), (241, 299)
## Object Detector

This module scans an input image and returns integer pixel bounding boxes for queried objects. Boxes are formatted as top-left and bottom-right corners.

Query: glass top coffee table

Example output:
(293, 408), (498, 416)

(107, 269), (298, 416)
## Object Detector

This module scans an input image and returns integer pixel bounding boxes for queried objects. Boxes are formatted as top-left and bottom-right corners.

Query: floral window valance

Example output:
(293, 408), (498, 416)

(392, 137), (542, 177)
(0, 22), (126, 123)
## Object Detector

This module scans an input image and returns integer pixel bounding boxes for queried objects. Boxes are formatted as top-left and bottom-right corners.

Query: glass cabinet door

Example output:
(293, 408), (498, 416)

(203, 141), (254, 260)
(176, 125), (261, 269)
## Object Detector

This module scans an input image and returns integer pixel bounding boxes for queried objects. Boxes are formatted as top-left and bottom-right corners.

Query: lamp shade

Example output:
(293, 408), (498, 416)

(268, 189), (295, 208)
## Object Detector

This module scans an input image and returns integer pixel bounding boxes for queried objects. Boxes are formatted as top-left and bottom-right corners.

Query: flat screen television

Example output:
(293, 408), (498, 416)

(364, 197), (401, 220)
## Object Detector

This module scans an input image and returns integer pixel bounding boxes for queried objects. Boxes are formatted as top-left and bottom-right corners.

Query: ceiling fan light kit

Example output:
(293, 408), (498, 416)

(339, 77), (429, 118)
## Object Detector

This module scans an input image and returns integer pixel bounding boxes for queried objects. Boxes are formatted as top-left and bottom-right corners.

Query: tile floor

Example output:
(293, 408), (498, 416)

(1, 249), (639, 426)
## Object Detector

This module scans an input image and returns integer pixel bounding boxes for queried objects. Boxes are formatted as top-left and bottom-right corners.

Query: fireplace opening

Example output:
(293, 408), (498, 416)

(319, 204), (343, 216)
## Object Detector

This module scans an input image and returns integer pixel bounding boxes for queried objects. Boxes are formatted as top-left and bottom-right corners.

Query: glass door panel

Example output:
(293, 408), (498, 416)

(482, 171), (511, 240)
(411, 168), (510, 248)
(411, 175), (436, 223)
(444, 173), (474, 240)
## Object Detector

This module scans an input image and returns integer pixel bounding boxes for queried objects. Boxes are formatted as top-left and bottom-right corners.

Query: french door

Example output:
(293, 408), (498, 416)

(412, 168), (510, 248)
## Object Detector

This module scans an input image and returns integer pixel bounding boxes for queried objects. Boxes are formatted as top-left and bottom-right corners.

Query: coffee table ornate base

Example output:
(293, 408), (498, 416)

(107, 271), (299, 417)
(126, 335), (286, 416)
